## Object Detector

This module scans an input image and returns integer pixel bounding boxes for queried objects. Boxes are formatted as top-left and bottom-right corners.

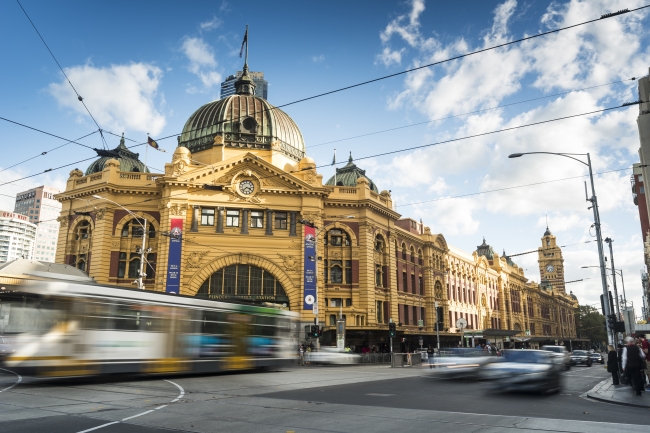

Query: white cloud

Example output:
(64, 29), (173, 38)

(199, 16), (222, 32)
(181, 37), (222, 90)
(312, 54), (325, 63)
(375, 47), (404, 67)
(48, 62), (166, 135)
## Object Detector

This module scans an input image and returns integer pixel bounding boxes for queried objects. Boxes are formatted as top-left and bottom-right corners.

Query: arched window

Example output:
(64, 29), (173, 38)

(67, 218), (93, 273)
(114, 216), (157, 282)
(417, 249), (423, 265)
(401, 243), (406, 260)
(197, 264), (288, 303)
(324, 228), (353, 285)
(410, 247), (415, 263)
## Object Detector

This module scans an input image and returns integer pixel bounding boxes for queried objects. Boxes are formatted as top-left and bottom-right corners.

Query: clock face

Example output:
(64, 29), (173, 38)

(239, 180), (254, 195)
(546, 264), (555, 273)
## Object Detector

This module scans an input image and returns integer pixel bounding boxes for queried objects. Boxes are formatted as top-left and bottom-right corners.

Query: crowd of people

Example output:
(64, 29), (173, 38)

(607, 335), (650, 396)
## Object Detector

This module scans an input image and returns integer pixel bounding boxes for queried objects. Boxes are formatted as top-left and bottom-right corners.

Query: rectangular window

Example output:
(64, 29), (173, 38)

(345, 298), (352, 307)
(376, 301), (383, 323)
(201, 208), (215, 225)
(330, 315), (337, 326)
(418, 276), (423, 295)
(146, 253), (155, 279)
(411, 274), (416, 294)
(128, 253), (140, 279)
(324, 259), (328, 283)
(250, 211), (264, 228)
(330, 260), (343, 283)
(226, 210), (240, 227)
(274, 212), (287, 229)
(330, 298), (342, 307)
(402, 272), (408, 292)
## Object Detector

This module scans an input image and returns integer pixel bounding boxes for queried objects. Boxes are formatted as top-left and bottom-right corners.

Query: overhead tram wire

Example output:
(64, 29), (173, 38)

(16, 0), (109, 150)
(0, 129), (98, 174)
(307, 77), (639, 149)
(0, 156), (97, 188)
(2, 99), (642, 194)
(116, 5), (650, 152)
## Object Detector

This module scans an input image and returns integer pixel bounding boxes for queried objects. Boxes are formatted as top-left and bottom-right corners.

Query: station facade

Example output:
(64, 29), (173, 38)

(54, 61), (578, 349)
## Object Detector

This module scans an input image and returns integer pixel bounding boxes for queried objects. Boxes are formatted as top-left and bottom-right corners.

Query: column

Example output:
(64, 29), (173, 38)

(190, 206), (199, 232)
(289, 211), (297, 236)
(265, 209), (273, 236)
(241, 209), (249, 234)
(216, 207), (224, 233)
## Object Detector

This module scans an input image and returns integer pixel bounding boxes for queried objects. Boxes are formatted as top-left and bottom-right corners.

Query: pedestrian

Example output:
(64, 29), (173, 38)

(299, 344), (305, 366)
(427, 344), (434, 368)
(640, 335), (650, 391)
(622, 336), (646, 396)
(606, 345), (619, 386)
(306, 344), (312, 364)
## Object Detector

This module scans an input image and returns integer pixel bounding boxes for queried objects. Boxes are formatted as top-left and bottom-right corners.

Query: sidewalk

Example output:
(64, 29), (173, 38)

(586, 379), (650, 408)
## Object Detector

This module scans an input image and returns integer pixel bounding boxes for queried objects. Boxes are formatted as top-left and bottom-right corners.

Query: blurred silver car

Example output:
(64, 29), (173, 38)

(0, 336), (14, 359)
(481, 350), (563, 393)
(430, 348), (494, 378)
(541, 345), (571, 370)
(307, 348), (360, 365)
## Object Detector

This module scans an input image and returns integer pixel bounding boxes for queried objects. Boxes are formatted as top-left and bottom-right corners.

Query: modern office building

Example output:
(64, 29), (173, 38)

(14, 185), (61, 262)
(220, 70), (267, 99)
(0, 210), (37, 262)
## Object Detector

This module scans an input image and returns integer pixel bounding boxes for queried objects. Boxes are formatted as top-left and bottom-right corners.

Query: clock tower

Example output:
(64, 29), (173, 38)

(538, 226), (565, 292)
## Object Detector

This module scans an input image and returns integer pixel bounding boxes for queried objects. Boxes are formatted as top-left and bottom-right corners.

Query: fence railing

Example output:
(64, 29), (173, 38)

(359, 353), (392, 364)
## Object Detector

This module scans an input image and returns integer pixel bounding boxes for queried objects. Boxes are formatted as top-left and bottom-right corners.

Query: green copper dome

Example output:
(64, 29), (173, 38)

(325, 153), (379, 192)
(476, 237), (496, 260)
(177, 64), (305, 161)
(86, 134), (149, 175)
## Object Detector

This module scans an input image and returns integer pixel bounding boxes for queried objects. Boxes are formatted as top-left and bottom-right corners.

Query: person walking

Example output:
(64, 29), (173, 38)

(427, 344), (434, 369)
(606, 345), (619, 386)
(640, 335), (650, 391)
(622, 336), (646, 396)
(299, 344), (305, 366)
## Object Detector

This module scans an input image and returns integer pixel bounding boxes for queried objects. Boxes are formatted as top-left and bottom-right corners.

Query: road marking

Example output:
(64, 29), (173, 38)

(76, 421), (119, 433)
(73, 379), (185, 433)
(164, 379), (185, 402)
(0, 367), (22, 393)
(365, 393), (395, 396)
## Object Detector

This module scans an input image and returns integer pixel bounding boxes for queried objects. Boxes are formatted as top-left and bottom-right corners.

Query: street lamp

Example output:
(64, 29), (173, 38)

(509, 151), (613, 345)
(93, 195), (149, 290)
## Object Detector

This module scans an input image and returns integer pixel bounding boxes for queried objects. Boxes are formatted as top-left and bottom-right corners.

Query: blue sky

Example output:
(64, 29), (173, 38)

(1, 0), (649, 310)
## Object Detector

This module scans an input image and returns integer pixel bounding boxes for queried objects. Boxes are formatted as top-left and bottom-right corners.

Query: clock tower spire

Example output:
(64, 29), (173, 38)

(538, 226), (566, 292)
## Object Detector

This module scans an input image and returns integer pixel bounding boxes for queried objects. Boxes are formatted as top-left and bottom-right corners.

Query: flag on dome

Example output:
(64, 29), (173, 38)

(239, 26), (248, 58)
(147, 136), (165, 152)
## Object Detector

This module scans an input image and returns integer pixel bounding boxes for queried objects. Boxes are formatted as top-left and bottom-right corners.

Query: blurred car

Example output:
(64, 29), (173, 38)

(430, 348), (494, 378)
(307, 347), (360, 365)
(481, 350), (563, 393)
(541, 345), (571, 370)
(570, 350), (592, 366)
(0, 336), (14, 359)
(589, 352), (604, 364)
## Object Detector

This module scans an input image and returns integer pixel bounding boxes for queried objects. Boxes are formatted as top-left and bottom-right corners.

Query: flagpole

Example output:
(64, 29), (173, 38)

(334, 148), (337, 186)
(145, 133), (149, 171)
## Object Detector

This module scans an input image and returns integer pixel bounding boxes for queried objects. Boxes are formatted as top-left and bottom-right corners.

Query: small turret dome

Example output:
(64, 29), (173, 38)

(325, 152), (379, 192)
(86, 133), (148, 175)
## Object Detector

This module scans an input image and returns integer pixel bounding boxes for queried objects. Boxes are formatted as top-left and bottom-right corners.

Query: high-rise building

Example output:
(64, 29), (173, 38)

(0, 210), (37, 262)
(220, 70), (268, 99)
(14, 186), (61, 262)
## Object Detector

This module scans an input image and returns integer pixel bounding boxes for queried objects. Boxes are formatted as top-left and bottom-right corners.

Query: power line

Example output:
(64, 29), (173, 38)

(0, 116), (96, 151)
(0, 129), (98, 174)
(308, 77), (639, 148)
(395, 168), (632, 207)
(117, 5), (650, 151)
(0, 156), (96, 188)
(16, 0), (108, 150)
(316, 100), (643, 170)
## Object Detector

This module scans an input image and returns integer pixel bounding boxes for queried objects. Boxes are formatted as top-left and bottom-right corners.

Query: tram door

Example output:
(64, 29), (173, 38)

(226, 313), (252, 370)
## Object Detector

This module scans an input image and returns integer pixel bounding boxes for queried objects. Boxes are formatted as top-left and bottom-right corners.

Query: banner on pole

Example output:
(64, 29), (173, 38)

(303, 225), (317, 310)
(165, 218), (183, 294)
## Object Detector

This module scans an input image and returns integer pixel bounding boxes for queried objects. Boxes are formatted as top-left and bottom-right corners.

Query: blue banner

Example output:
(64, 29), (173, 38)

(303, 225), (317, 310)
(165, 217), (183, 294)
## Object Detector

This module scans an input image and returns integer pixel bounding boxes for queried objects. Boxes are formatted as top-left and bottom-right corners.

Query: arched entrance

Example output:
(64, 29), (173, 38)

(195, 264), (289, 307)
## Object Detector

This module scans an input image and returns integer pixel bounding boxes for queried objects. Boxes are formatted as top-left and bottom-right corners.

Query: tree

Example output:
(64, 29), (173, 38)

(576, 305), (607, 346)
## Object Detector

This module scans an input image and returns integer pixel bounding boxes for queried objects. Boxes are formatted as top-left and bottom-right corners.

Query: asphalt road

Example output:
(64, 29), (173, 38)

(262, 364), (632, 424)
(0, 363), (648, 433)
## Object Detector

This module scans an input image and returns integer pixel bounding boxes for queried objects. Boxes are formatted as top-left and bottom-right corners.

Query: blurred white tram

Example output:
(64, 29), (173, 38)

(0, 270), (296, 377)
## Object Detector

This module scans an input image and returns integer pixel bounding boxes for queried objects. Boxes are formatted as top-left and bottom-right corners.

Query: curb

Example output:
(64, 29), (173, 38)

(585, 379), (650, 409)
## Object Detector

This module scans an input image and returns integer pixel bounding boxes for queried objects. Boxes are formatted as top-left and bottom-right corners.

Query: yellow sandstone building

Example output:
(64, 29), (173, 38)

(55, 62), (578, 350)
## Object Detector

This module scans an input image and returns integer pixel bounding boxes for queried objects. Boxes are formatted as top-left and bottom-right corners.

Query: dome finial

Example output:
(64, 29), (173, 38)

(349, 151), (353, 163)
(235, 25), (255, 96)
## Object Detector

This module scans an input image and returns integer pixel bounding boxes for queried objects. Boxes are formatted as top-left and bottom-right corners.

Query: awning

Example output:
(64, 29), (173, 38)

(481, 329), (522, 337)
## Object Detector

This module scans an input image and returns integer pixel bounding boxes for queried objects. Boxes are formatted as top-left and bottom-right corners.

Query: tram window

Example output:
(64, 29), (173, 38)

(254, 316), (275, 337)
(114, 305), (141, 331)
(202, 311), (226, 334)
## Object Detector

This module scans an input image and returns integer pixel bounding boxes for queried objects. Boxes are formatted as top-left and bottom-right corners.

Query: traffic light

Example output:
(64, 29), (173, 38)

(606, 314), (616, 330)
(310, 325), (320, 338)
(388, 322), (396, 338)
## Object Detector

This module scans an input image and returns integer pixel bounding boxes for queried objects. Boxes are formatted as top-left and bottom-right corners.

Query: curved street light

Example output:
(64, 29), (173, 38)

(509, 151), (613, 345)
(93, 195), (149, 290)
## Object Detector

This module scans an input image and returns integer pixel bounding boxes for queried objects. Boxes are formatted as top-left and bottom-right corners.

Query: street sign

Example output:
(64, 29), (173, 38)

(313, 301), (318, 315)
(417, 319), (424, 327)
